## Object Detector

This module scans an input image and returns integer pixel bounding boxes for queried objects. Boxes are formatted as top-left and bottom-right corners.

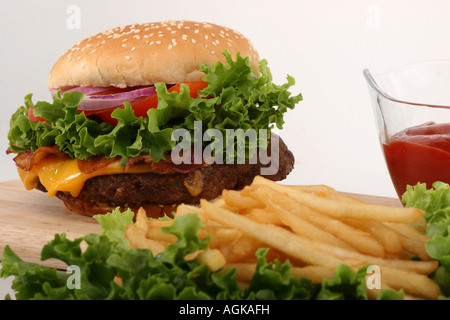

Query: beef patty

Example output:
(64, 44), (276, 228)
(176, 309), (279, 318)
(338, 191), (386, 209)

(50, 134), (294, 217)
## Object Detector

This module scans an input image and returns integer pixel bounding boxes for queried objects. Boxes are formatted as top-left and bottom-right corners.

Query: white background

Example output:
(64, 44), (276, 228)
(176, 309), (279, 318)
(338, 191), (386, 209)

(0, 0), (449, 300)
(1, 0), (450, 197)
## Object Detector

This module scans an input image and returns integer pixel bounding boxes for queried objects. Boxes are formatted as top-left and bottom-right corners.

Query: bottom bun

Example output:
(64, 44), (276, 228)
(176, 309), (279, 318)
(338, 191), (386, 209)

(58, 192), (180, 218)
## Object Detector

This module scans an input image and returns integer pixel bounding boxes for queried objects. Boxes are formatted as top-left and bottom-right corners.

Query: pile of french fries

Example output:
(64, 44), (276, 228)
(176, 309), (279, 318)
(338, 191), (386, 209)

(126, 176), (442, 300)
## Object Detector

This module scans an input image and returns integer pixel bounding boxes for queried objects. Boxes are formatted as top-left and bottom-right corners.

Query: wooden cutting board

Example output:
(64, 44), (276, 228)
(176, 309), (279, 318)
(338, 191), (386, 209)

(0, 180), (100, 270)
(0, 179), (401, 270)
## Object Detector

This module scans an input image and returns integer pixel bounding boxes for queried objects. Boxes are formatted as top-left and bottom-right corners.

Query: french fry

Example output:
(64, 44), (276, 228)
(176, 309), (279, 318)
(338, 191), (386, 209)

(290, 266), (336, 284)
(135, 207), (149, 232)
(207, 226), (241, 246)
(342, 218), (403, 254)
(198, 249), (226, 271)
(399, 236), (431, 261)
(145, 226), (178, 244)
(251, 176), (425, 223)
(243, 186), (386, 257)
(231, 235), (263, 259)
(266, 200), (357, 252)
(219, 242), (246, 264)
(245, 208), (283, 225)
(175, 203), (203, 217)
(125, 176), (443, 300)
(222, 189), (265, 210)
(125, 224), (167, 255)
(379, 266), (442, 300)
(227, 263), (256, 283)
(324, 245), (439, 275)
(384, 222), (430, 242)
(290, 184), (339, 195)
(201, 199), (354, 268)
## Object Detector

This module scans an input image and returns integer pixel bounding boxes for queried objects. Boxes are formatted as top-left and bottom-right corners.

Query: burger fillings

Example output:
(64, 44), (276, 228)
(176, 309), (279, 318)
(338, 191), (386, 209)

(7, 20), (302, 217)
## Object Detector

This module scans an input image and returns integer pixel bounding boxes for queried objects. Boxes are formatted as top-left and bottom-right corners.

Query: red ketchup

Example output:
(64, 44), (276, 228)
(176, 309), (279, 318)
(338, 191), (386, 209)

(383, 122), (450, 199)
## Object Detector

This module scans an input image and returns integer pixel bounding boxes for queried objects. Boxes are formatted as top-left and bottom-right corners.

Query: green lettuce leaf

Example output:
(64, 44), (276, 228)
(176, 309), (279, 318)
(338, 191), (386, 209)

(92, 207), (135, 251)
(315, 264), (368, 300)
(2, 209), (399, 300)
(8, 51), (302, 164)
(402, 181), (450, 297)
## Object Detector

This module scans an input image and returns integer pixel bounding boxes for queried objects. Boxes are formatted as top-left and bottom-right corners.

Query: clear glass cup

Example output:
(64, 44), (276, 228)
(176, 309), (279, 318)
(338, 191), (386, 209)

(363, 60), (450, 200)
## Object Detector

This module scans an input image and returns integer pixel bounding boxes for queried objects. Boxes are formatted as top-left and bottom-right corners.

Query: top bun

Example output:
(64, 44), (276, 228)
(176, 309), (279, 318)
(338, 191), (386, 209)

(47, 20), (260, 90)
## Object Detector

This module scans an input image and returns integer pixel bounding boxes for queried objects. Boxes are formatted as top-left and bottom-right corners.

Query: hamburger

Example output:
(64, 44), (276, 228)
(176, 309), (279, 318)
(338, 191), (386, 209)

(7, 20), (302, 217)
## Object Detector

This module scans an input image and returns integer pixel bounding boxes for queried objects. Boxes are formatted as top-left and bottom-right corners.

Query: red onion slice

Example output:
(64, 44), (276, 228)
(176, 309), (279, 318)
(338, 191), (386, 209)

(87, 86), (156, 100)
(77, 86), (157, 111)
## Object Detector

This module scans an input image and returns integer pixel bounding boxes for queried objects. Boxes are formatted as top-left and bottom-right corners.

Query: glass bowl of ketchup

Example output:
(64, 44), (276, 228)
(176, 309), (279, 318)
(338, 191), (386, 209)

(363, 60), (450, 200)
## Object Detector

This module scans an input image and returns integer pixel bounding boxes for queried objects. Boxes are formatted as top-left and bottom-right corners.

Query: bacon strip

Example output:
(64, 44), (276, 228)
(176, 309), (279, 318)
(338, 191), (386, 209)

(13, 150), (33, 171)
(77, 155), (119, 174)
(124, 154), (154, 172)
(12, 145), (203, 175)
(12, 146), (67, 171)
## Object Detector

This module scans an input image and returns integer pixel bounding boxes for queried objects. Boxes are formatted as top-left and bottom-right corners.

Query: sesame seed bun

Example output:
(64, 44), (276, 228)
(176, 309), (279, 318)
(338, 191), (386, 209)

(47, 20), (260, 90)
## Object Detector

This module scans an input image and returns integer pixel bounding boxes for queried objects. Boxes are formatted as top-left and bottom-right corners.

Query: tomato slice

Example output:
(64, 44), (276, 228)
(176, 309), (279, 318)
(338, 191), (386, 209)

(28, 106), (46, 122)
(83, 81), (208, 125)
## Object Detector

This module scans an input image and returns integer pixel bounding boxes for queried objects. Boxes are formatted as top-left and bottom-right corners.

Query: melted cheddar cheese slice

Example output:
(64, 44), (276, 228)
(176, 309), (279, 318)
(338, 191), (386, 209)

(17, 155), (161, 197)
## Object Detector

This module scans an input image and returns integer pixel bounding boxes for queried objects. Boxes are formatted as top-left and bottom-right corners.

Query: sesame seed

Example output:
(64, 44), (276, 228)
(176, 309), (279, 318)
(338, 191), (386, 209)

(191, 38), (196, 43)
(133, 35), (140, 39)
(122, 38), (128, 42)
(168, 45), (173, 50)
(181, 34), (188, 40)
(131, 47), (136, 51)
(156, 41), (162, 44)
(194, 29), (199, 33)
(149, 41), (154, 45)
(91, 49), (96, 53)
(172, 39), (177, 45)
(122, 44), (127, 47)
(171, 30), (176, 34)
(81, 62), (85, 68)
(125, 56), (131, 60)
(77, 56), (82, 60)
